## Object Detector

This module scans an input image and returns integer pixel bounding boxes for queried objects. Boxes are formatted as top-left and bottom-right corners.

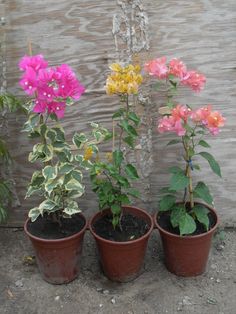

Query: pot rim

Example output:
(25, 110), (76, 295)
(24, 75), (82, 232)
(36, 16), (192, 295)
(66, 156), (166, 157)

(154, 202), (219, 239)
(89, 205), (154, 245)
(24, 212), (87, 243)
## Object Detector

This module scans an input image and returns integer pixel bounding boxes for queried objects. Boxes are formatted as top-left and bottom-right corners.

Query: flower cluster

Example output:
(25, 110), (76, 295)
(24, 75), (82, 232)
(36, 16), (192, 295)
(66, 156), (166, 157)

(19, 55), (85, 118)
(144, 57), (206, 92)
(105, 63), (143, 95)
(158, 104), (225, 136)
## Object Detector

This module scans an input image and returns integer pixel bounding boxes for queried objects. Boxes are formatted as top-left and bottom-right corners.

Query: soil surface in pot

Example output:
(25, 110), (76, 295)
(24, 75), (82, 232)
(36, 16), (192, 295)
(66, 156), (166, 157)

(93, 213), (149, 242)
(27, 214), (85, 239)
(157, 209), (217, 236)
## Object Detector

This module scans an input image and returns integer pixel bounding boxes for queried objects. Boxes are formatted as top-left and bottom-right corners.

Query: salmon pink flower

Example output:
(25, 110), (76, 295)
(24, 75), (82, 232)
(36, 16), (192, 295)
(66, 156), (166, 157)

(171, 104), (191, 122)
(206, 111), (225, 128)
(168, 58), (187, 79)
(18, 54), (48, 72)
(157, 115), (186, 136)
(191, 105), (212, 124)
(181, 71), (206, 92)
(144, 57), (168, 79)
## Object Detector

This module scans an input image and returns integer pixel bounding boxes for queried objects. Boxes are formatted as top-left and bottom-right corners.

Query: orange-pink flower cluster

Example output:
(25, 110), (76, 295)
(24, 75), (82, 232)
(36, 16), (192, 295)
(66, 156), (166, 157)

(158, 105), (225, 136)
(144, 57), (206, 92)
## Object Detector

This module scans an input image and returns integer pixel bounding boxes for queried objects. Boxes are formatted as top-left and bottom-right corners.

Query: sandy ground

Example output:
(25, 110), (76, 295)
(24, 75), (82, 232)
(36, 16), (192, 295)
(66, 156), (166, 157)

(0, 226), (235, 314)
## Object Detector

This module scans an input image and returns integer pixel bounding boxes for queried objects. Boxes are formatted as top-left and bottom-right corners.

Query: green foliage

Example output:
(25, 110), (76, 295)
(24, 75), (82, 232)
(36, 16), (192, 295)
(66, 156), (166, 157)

(25, 112), (87, 223)
(0, 94), (24, 223)
(87, 96), (140, 229)
(199, 151), (222, 177)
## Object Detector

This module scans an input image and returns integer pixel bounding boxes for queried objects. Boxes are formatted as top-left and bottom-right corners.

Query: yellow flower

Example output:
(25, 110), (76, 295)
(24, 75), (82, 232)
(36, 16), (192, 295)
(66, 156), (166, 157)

(105, 152), (113, 163)
(84, 146), (93, 160)
(105, 63), (143, 95)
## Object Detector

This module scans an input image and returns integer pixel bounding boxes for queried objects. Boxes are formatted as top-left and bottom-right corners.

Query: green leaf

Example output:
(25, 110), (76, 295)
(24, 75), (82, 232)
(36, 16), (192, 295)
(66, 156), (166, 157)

(194, 182), (213, 205)
(30, 171), (44, 187)
(59, 163), (74, 175)
(120, 120), (138, 137)
(199, 152), (221, 177)
(123, 136), (135, 148)
(111, 204), (122, 215)
(71, 170), (83, 182)
(167, 139), (181, 146)
(45, 129), (57, 143)
(28, 207), (41, 222)
(159, 195), (176, 212)
(179, 213), (196, 235)
(128, 112), (140, 126)
(63, 201), (80, 216)
(169, 166), (184, 175)
(42, 165), (58, 181)
(193, 164), (201, 171)
(113, 150), (124, 167)
(198, 140), (211, 148)
(44, 179), (60, 195)
(52, 127), (65, 142)
(23, 114), (40, 133)
(170, 205), (185, 228)
(160, 187), (176, 194)
(39, 199), (58, 211)
(192, 204), (209, 230)
(170, 172), (189, 191)
(73, 133), (87, 149)
(65, 179), (84, 195)
(112, 108), (125, 119)
(125, 164), (139, 180)
(117, 194), (130, 205)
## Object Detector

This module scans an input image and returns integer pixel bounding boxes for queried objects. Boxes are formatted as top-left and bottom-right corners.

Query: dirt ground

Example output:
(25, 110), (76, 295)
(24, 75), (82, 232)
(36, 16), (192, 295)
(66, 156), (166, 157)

(0, 226), (235, 314)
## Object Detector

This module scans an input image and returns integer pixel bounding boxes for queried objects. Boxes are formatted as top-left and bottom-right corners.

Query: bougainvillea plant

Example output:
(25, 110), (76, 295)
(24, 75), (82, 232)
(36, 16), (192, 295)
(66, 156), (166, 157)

(78, 63), (142, 229)
(145, 57), (225, 235)
(19, 54), (85, 224)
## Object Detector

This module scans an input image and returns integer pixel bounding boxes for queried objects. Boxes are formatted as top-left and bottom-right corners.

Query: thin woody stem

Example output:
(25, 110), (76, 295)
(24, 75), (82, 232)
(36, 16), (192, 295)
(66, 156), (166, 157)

(182, 137), (194, 209)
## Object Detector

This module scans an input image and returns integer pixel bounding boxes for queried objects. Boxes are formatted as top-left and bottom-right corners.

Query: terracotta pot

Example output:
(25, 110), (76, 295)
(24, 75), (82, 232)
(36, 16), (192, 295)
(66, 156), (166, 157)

(89, 205), (153, 282)
(24, 214), (87, 284)
(154, 203), (219, 277)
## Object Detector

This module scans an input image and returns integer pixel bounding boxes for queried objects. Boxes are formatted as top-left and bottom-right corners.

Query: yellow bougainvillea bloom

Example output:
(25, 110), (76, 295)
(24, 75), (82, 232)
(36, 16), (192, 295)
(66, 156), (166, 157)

(84, 146), (93, 161)
(106, 63), (143, 95)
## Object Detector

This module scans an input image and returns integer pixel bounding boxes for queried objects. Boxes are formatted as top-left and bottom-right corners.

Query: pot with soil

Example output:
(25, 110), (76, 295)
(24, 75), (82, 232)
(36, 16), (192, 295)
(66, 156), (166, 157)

(19, 53), (86, 283)
(24, 213), (87, 284)
(89, 205), (153, 282)
(154, 203), (218, 276)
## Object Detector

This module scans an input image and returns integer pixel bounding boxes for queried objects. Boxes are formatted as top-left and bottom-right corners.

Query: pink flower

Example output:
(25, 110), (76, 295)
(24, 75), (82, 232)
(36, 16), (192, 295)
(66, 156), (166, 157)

(168, 58), (187, 79)
(56, 64), (85, 100)
(157, 115), (186, 136)
(19, 67), (38, 95)
(191, 105), (212, 124)
(206, 111), (225, 128)
(144, 57), (168, 79)
(33, 99), (47, 114)
(180, 71), (206, 92)
(47, 101), (66, 119)
(19, 55), (48, 72)
(171, 104), (191, 122)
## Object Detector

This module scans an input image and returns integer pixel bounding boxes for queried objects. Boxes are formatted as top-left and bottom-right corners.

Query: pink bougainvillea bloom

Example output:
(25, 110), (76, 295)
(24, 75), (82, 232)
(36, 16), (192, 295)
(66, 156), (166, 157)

(206, 111), (226, 128)
(19, 67), (38, 95)
(191, 105), (212, 123)
(19, 54), (48, 72)
(56, 64), (85, 100)
(158, 116), (175, 133)
(144, 57), (168, 79)
(181, 70), (206, 92)
(173, 119), (186, 136)
(47, 101), (66, 119)
(33, 99), (47, 114)
(171, 104), (191, 122)
(168, 58), (187, 79)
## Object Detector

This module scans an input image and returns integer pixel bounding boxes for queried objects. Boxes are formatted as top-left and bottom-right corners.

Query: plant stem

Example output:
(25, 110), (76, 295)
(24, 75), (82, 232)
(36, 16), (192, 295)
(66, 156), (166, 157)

(182, 137), (194, 209)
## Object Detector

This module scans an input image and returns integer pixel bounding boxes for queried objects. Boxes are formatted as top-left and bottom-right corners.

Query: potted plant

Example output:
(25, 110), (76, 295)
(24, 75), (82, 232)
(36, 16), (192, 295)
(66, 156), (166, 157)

(79, 63), (154, 282)
(0, 94), (23, 222)
(145, 57), (225, 276)
(19, 54), (87, 284)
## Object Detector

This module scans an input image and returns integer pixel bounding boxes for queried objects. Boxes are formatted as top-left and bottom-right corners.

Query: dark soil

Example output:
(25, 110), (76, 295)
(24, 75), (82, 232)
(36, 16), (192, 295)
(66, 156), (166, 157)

(93, 213), (149, 242)
(157, 209), (217, 236)
(27, 214), (86, 239)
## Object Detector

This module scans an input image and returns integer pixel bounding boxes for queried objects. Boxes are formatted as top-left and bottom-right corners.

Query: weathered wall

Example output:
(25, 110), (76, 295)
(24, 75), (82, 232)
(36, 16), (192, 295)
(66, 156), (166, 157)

(1, 0), (236, 225)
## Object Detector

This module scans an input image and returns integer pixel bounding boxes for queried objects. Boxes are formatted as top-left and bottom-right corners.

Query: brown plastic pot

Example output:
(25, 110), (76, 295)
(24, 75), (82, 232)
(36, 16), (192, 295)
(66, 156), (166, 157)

(89, 205), (154, 282)
(24, 213), (87, 284)
(154, 203), (219, 277)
